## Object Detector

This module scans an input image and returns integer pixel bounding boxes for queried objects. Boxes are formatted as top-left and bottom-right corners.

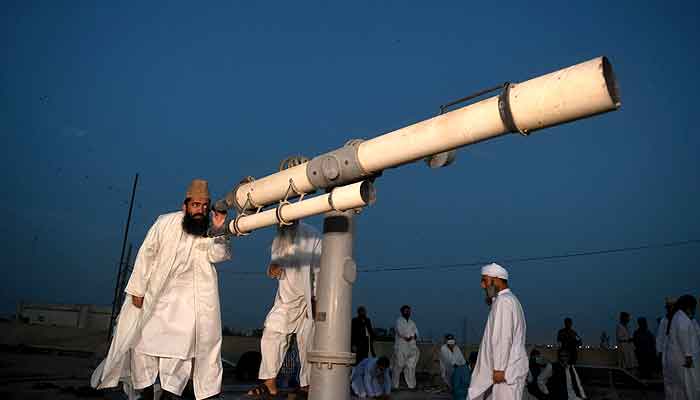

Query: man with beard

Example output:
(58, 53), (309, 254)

(352, 306), (377, 365)
(469, 263), (528, 400)
(247, 220), (322, 398)
(392, 305), (420, 390)
(91, 179), (231, 400)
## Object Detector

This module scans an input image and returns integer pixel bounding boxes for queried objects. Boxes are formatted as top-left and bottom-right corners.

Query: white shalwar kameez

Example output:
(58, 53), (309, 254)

(392, 317), (420, 389)
(469, 289), (528, 400)
(616, 323), (637, 369)
(91, 211), (231, 400)
(440, 344), (466, 388)
(692, 319), (700, 399)
(664, 311), (699, 400)
(351, 357), (392, 398)
(258, 223), (322, 387)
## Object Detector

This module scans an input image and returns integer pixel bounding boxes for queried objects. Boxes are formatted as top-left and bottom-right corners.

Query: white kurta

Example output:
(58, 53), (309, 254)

(664, 311), (697, 400)
(91, 211), (232, 400)
(258, 223), (322, 387)
(440, 344), (466, 387)
(392, 317), (420, 389)
(616, 323), (637, 369)
(536, 363), (586, 400)
(351, 357), (392, 398)
(469, 289), (528, 400)
(692, 319), (700, 399)
(657, 317), (669, 354)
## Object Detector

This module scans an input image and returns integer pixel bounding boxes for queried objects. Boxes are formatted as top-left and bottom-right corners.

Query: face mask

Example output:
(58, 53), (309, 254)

(535, 356), (545, 365)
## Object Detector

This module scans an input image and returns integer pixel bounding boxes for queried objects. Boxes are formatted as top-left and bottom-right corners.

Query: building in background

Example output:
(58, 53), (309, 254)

(17, 302), (111, 330)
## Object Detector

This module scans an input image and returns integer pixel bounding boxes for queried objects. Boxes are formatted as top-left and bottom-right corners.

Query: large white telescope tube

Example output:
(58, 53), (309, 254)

(229, 56), (619, 211)
(228, 181), (374, 235)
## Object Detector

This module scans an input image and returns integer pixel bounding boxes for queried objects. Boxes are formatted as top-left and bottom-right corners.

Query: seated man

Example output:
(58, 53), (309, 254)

(351, 356), (391, 399)
(537, 348), (587, 400)
(526, 349), (549, 400)
(439, 334), (466, 390)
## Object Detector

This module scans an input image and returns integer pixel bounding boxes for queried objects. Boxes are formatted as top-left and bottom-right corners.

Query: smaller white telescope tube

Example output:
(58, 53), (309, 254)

(229, 181), (374, 235)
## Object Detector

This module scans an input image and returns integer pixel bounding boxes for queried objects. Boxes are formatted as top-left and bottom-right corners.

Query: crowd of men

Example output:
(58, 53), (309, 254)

(615, 296), (700, 400)
(89, 179), (698, 400)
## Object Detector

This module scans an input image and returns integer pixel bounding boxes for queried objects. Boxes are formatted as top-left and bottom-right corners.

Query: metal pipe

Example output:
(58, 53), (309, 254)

(308, 210), (357, 400)
(232, 56), (620, 209)
(228, 181), (374, 235)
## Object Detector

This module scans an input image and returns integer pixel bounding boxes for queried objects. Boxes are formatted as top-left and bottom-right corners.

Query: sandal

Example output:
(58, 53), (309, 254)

(246, 383), (274, 399)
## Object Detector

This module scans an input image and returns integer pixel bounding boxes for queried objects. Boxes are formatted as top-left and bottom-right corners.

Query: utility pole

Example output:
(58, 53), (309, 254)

(107, 173), (139, 343)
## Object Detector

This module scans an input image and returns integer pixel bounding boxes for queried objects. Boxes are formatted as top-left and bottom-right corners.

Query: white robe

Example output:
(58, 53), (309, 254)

(392, 317), (420, 389)
(692, 319), (700, 399)
(351, 357), (392, 398)
(657, 317), (669, 354)
(536, 363), (586, 399)
(469, 289), (528, 400)
(258, 223), (322, 387)
(664, 311), (698, 400)
(91, 211), (231, 400)
(616, 323), (637, 369)
(440, 344), (466, 387)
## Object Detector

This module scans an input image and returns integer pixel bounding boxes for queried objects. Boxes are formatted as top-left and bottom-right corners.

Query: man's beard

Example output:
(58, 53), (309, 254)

(484, 283), (498, 306)
(182, 211), (209, 237)
(273, 223), (298, 255)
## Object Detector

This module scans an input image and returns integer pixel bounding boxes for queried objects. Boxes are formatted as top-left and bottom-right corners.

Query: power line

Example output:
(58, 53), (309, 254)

(221, 238), (700, 276)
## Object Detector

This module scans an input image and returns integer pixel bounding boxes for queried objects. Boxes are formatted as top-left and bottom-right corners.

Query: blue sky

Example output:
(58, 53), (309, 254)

(2, 1), (699, 344)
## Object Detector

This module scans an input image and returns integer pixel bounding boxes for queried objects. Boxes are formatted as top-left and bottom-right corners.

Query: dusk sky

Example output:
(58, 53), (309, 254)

(2, 1), (699, 344)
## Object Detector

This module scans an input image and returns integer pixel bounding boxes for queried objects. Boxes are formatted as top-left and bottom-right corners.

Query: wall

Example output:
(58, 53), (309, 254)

(17, 303), (112, 330)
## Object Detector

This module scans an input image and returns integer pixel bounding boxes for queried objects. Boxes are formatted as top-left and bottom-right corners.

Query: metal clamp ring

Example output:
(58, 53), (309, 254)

(498, 82), (526, 135)
(327, 191), (340, 212)
(276, 201), (292, 226)
(232, 215), (249, 237)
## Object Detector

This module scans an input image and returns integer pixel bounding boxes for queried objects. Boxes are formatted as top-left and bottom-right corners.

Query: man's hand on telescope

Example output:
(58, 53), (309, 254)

(132, 295), (144, 309)
(267, 264), (283, 279)
(211, 210), (227, 230)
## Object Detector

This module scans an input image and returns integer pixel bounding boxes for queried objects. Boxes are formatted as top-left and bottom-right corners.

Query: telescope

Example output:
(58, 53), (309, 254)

(220, 56), (620, 399)
(220, 56), (619, 236)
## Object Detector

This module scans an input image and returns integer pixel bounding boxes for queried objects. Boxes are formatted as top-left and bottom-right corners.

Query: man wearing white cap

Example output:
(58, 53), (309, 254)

(247, 219), (322, 398)
(469, 263), (528, 400)
(91, 179), (231, 400)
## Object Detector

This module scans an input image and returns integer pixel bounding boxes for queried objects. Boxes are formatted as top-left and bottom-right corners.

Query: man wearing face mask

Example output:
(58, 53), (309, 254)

(92, 179), (231, 400)
(393, 305), (420, 390)
(440, 334), (466, 390)
(468, 263), (528, 400)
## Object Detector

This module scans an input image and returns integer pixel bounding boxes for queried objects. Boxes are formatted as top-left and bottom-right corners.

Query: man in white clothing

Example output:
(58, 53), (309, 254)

(393, 305), (420, 390)
(440, 334), (466, 389)
(248, 221), (322, 398)
(657, 297), (676, 399)
(536, 348), (586, 400)
(616, 312), (637, 370)
(351, 356), (392, 399)
(657, 297), (676, 356)
(468, 263), (528, 400)
(664, 294), (697, 400)
(92, 179), (231, 400)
